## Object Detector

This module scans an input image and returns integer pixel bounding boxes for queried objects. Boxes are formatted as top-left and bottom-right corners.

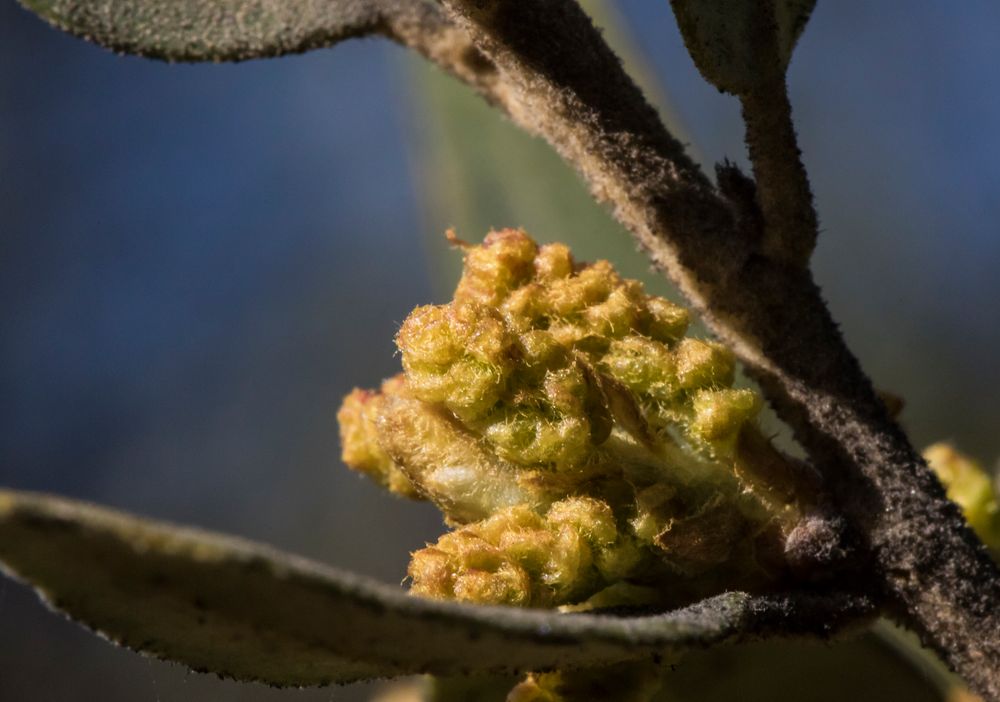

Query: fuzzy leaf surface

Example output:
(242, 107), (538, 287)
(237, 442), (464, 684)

(670, 0), (816, 94)
(17, 0), (442, 61)
(0, 488), (872, 686)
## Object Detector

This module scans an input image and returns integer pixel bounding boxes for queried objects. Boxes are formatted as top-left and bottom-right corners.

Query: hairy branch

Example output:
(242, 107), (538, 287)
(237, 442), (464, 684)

(668, 0), (819, 266)
(736, 42), (818, 266)
(427, 1), (1000, 697)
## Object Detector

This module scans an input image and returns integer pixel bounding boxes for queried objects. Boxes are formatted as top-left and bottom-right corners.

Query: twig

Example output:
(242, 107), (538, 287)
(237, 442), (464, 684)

(425, 1), (1000, 698)
(739, 76), (818, 267)
(681, 0), (821, 267)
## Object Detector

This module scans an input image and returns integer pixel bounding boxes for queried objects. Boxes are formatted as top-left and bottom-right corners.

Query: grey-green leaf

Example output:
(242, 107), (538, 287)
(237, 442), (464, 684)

(0, 488), (873, 686)
(16, 0), (447, 62)
(669, 0), (816, 95)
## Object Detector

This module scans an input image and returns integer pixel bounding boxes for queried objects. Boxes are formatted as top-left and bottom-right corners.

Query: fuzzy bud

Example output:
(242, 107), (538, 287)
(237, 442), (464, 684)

(339, 230), (822, 610)
(409, 498), (640, 607)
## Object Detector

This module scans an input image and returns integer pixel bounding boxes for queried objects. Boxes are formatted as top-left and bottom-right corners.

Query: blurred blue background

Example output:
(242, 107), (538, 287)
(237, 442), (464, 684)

(1, 1), (998, 699)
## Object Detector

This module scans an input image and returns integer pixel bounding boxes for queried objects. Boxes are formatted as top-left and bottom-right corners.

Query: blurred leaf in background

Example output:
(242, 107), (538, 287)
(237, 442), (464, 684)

(402, 1), (696, 304)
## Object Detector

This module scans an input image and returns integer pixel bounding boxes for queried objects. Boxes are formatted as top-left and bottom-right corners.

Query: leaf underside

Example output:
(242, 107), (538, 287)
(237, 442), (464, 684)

(0, 489), (874, 686)
(16, 0), (433, 62)
(670, 0), (816, 94)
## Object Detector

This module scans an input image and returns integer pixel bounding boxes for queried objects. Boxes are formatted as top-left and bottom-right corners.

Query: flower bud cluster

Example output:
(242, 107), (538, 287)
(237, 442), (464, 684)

(397, 229), (757, 468)
(408, 497), (640, 607)
(339, 230), (807, 609)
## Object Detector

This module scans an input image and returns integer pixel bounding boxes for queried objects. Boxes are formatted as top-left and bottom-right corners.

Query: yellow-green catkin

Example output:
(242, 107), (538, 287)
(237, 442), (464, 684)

(339, 230), (809, 611)
(924, 442), (1000, 556)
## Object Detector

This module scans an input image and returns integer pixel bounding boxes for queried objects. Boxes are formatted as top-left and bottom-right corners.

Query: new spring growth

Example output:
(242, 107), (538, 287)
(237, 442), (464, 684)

(338, 230), (825, 610)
